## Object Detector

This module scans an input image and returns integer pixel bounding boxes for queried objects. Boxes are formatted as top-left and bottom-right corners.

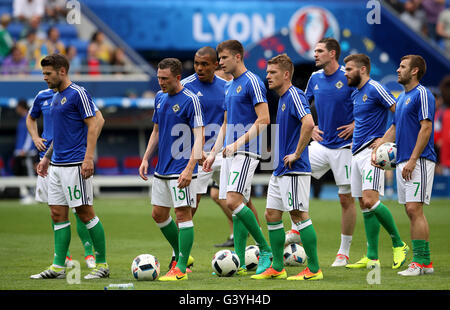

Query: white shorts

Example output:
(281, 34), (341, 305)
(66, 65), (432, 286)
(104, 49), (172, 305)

(396, 158), (435, 205)
(266, 174), (310, 213)
(48, 165), (94, 208)
(35, 174), (49, 203)
(351, 148), (384, 198)
(219, 153), (259, 202)
(151, 177), (197, 208)
(309, 141), (352, 187)
(196, 153), (222, 195)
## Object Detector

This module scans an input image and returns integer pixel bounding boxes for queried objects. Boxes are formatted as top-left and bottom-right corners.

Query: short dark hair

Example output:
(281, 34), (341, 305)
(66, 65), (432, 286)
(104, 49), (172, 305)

(216, 40), (244, 59)
(40, 54), (70, 73)
(344, 53), (371, 73)
(401, 55), (427, 81)
(318, 37), (341, 61)
(196, 46), (218, 63)
(17, 99), (28, 110)
(157, 58), (182, 76)
(267, 53), (294, 79)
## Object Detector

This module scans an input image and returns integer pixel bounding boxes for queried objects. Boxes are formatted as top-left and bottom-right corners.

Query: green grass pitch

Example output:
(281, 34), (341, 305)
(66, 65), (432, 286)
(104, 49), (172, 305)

(0, 196), (449, 290)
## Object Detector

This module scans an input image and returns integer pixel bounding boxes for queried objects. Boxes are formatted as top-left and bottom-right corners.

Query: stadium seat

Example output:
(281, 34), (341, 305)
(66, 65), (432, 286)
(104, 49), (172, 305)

(122, 156), (144, 175)
(96, 156), (120, 175)
(0, 157), (5, 176)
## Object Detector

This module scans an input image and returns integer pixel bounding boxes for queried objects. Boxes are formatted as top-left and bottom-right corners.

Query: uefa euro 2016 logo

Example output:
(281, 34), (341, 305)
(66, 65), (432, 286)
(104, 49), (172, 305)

(288, 6), (340, 60)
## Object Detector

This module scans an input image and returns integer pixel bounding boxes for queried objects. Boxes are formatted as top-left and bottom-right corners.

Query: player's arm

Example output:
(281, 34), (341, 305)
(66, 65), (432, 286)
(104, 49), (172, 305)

(371, 124), (396, 167)
(178, 126), (204, 188)
(203, 111), (227, 172)
(223, 102), (270, 157)
(402, 119), (433, 181)
(94, 109), (105, 139)
(82, 116), (98, 179)
(284, 114), (315, 169)
(36, 142), (53, 177)
(26, 114), (46, 152)
(139, 124), (159, 181)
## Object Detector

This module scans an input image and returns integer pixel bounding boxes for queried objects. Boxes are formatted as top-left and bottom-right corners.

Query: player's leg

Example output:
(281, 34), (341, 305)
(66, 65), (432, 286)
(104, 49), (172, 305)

(285, 175), (322, 280)
(159, 179), (196, 281)
(398, 159), (435, 276)
(329, 147), (356, 266)
(226, 155), (271, 274)
(60, 166), (108, 279)
(151, 178), (179, 265)
(251, 175), (286, 279)
(72, 208), (95, 268)
(31, 166), (70, 279)
(347, 152), (381, 269)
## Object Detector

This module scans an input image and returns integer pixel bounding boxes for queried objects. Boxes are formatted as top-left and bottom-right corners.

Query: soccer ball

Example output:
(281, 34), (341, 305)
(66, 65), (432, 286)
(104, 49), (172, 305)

(245, 245), (260, 270)
(375, 142), (397, 170)
(285, 229), (302, 245)
(284, 243), (307, 266)
(212, 249), (240, 277)
(131, 254), (160, 281)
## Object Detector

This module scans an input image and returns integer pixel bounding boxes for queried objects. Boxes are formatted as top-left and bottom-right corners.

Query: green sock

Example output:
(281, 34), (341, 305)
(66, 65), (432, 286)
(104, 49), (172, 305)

(234, 205), (270, 253)
(267, 221), (285, 272)
(372, 202), (403, 248)
(53, 221), (71, 267)
(85, 216), (107, 264)
(297, 219), (319, 273)
(232, 215), (248, 268)
(52, 221), (71, 259)
(412, 239), (427, 265)
(424, 241), (431, 265)
(74, 212), (94, 257)
(362, 209), (380, 260)
(158, 217), (179, 262)
(176, 223), (194, 273)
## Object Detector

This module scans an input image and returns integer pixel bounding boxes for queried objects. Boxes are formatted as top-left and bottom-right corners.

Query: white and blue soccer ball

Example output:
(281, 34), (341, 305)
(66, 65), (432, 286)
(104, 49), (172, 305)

(212, 249), (240, 277)
(245, 245), (260, 271)
(284, 243), (307, 266)
(131, 254), (160, 281)
(375, 142), (397, 170)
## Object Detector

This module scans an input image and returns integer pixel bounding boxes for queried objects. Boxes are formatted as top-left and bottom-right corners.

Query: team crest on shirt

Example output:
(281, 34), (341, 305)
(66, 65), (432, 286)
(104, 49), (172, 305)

(405, 98), (411, 105)
(362, 94), (368, 102)
(314, 84), (319, 90)
(156, 103), (160, 109)
(236, 85), (242, 93)
(335, 81), (344, 89)
(61, 97), (67, 105)
(172, 104), (180, 113)
(281, 103), (286, 111)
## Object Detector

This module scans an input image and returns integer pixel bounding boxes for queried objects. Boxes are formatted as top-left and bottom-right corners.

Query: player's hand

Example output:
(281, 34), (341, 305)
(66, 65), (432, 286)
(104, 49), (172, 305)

(178, 167), (193, 188)
(223, 143), (237, 158)
(202, 154), (216, 172)
(81, 159), (94, 179)
(402, 158), (416, 181)
(283, 153), (300, 169)
(36, 157), (50, 177)
(337, 122), (354, 140)
(32, 137), (47, 152)
(139, 160), (149, 181)
(311, 126), (324, 142)
(198, 151), (207, 166)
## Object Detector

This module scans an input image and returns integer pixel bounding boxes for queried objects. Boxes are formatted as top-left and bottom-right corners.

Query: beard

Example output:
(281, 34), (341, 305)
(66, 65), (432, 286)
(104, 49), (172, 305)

(347, 72), (361, 87)
(398, 73), (412, 85)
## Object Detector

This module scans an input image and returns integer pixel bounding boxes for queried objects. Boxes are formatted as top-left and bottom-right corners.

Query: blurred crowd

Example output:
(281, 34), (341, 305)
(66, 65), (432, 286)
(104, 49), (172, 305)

(387, 0), (450, 58)
(0, 0), (129, 75)
(434, 75), (450, 175)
